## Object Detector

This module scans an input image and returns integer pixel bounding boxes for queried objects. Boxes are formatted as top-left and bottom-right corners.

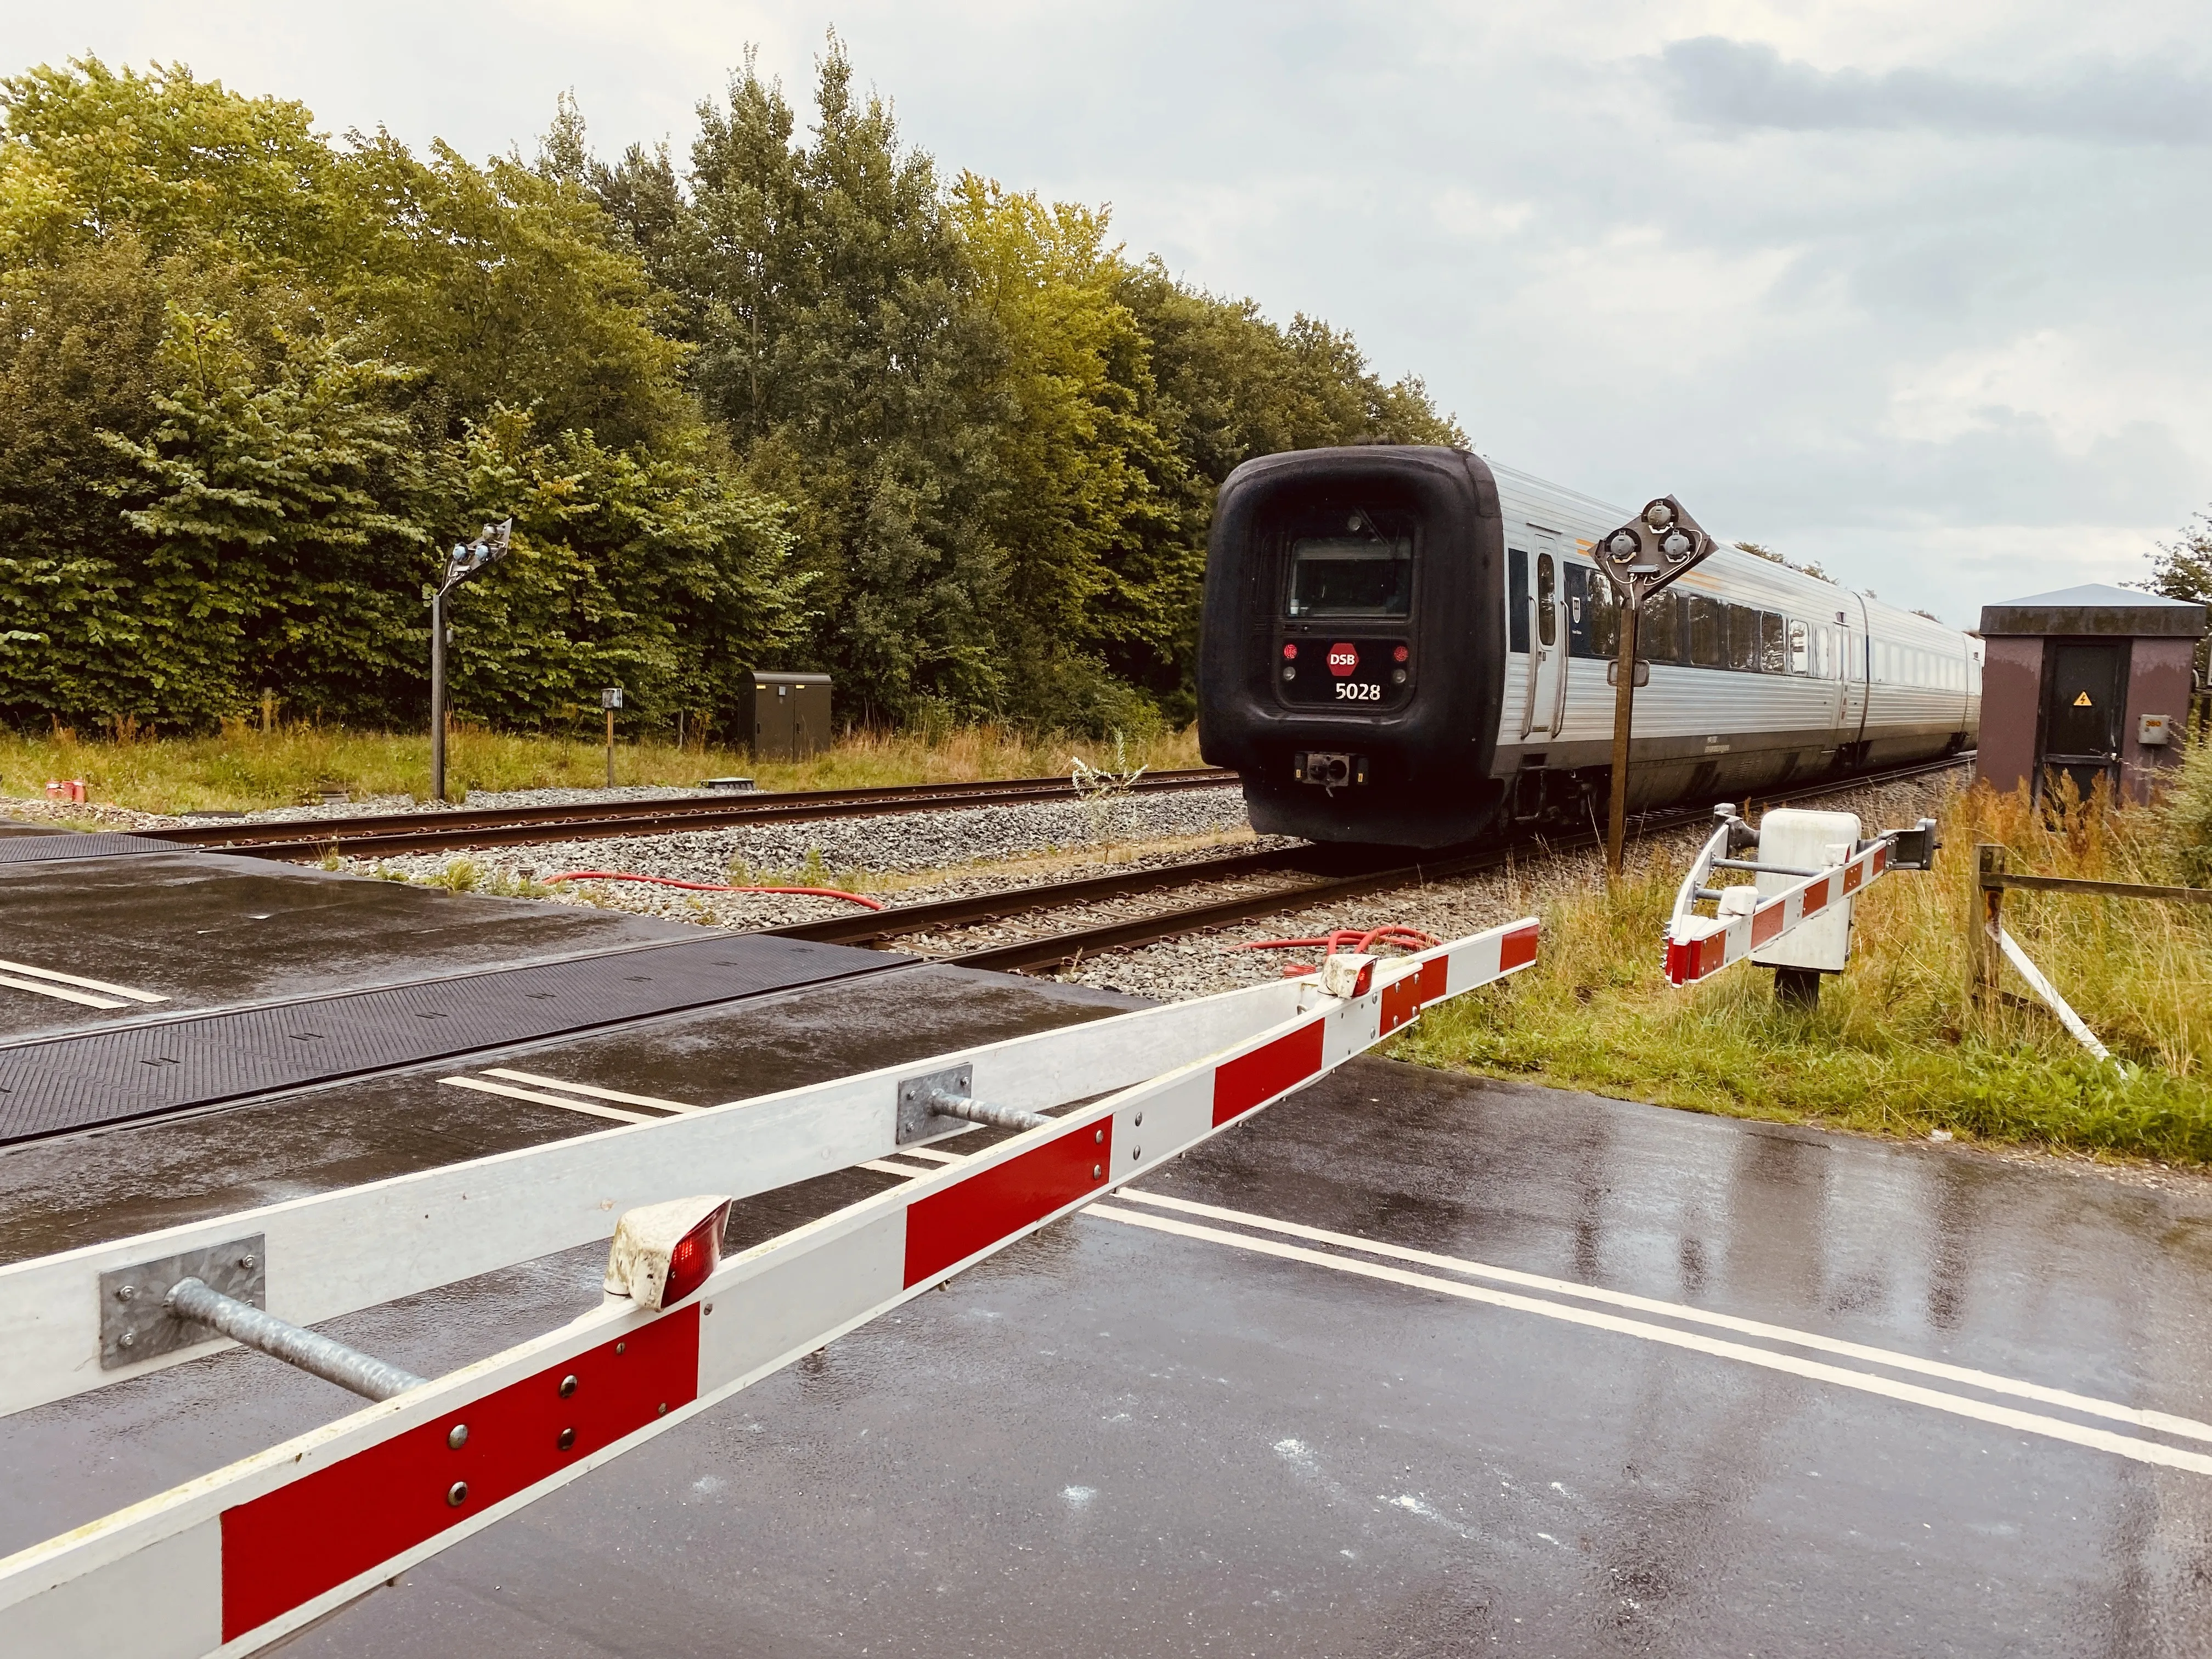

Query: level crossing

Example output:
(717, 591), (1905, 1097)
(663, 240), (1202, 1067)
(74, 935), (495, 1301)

(4, 813), (2209, 1655)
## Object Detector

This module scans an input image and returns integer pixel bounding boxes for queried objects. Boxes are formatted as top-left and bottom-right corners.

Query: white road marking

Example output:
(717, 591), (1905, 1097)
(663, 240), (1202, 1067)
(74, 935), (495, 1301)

(0, 958), (165, 1003)
(0, 975), (128, 1010)
(1085, 1204), (2212, 1477)
(1111, 1188), (2212, 1447)
(438, 1076), (658, 1124)
(481, 1068), (701, 1113)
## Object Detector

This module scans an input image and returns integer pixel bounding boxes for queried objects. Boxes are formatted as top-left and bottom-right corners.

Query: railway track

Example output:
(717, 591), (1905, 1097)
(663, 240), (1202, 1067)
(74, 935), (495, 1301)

(768, 755), (1975, 973)
(142, 768), (1235, 860)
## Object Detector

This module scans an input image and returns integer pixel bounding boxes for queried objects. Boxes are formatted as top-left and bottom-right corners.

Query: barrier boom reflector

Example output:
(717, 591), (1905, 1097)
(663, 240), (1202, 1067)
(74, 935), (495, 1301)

(1664, 838), (1891, 987)
(0, 919), (1537, 1659)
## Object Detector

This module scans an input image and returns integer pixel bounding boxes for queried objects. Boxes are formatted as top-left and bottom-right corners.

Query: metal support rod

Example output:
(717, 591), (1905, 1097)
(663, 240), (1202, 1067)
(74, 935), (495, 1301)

(1709, 857), (1829, 878)
(429, 588), (448, 805)
(166, 1277), (426, 1402)
(927, 1092), (1052, 1133)
(1606, 599), (1640, 879)
(606, 708), (616, 790)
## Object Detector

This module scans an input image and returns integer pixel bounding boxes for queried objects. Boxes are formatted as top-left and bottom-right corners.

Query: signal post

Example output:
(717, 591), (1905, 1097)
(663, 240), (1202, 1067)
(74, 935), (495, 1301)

(1591, 496), (1715, 877)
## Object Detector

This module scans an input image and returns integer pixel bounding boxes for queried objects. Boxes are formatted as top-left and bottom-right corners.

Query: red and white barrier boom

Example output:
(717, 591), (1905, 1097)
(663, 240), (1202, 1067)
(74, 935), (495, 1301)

(1663, 803), (1938, 989)
(0, 918), (1537, 1658)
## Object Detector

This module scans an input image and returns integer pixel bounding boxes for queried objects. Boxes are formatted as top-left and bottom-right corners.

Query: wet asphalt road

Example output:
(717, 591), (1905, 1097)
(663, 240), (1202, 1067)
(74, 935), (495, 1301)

(7, 849), (2212, 1655)
(246, 1065), (2206, 1659)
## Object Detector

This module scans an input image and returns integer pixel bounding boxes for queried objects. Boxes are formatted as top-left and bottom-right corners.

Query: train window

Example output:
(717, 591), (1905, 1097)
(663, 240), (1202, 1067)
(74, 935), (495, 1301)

(1788, 619), (1809, 675)
(1759, 612), (1787, 673)
(1286, 529), (1412, 618)
(1537, 552), (1556, 648)
(1643, 590), (1683, 665)
(1726, 605), (1759, 672)
(1688, 594), (1725, 667)
(1508, 549), (1529, 653)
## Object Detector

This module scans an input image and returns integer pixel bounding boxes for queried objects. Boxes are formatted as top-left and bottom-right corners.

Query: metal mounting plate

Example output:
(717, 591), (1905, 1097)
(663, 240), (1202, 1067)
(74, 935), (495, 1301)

(99, 1234), (265, 1369)
(896, 1064), (972, 1145)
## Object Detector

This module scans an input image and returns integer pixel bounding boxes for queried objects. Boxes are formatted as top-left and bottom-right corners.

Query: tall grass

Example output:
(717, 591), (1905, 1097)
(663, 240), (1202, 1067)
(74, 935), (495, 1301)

(0, 720), (1207, 814)
(1394, 769), (2212, 1164)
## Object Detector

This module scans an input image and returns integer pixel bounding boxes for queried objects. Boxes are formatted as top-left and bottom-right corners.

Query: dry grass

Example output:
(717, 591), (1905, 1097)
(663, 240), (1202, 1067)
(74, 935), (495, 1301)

(1395, 763), (2212, 1165)
(0, 721), (1207, 815)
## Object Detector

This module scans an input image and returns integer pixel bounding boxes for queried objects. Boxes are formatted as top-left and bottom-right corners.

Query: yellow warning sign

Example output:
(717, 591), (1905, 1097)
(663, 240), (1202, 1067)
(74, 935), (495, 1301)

(2074, 691), (2093, 707)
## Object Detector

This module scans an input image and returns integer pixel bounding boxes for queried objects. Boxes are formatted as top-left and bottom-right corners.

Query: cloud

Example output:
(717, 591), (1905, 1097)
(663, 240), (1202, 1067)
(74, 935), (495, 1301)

(1656, 35), (2212, 146)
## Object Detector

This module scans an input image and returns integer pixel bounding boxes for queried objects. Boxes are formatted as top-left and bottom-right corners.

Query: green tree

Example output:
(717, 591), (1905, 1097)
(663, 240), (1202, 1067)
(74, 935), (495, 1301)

(100, 308), (428, 725)
(2145, 514), (2212, 682)
(686, 38), (1007, 721)
(0, 58), (802, 736)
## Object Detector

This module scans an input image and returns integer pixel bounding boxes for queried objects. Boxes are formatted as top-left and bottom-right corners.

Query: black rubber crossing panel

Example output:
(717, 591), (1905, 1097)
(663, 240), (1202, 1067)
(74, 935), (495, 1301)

(0, 934), (906, 1144)
(0, 831), (191, 862)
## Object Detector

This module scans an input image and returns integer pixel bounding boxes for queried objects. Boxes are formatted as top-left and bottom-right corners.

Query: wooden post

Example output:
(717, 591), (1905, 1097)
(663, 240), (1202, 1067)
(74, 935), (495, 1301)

(1973, 843), (2006, 1011)
(1606, 597), (1640, 879)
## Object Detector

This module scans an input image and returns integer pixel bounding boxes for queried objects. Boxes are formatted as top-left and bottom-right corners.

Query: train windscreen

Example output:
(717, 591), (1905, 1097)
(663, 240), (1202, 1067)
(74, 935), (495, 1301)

(1285, 532), (1412, 618)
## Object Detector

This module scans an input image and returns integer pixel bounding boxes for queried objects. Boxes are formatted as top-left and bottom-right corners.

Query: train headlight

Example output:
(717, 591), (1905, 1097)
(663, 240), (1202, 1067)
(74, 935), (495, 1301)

(1282, 665), (1297, 681)
(1390, 668), (1408, 685)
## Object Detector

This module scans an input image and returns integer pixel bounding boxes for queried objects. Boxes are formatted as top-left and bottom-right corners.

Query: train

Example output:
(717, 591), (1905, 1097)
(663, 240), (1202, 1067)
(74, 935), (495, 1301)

(1197, 445), (1980, 847)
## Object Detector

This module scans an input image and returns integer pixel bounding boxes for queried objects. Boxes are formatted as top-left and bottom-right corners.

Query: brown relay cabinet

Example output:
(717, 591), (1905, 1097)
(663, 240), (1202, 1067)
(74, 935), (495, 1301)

(744, 672), (831, 760)
(1977, 584), (2205, 806)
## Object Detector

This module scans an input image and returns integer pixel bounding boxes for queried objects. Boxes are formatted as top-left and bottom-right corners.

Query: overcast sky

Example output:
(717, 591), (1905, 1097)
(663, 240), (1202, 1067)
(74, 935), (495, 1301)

(6, 1), (2206, 627)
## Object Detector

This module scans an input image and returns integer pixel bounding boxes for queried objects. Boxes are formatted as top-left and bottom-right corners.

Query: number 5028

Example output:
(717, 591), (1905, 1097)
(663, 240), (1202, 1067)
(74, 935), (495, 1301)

(1334, 681), (1381, 702)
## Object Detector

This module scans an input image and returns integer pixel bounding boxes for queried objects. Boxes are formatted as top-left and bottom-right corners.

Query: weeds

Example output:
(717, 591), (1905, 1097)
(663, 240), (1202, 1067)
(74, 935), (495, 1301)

(0, 721), (1207, 815)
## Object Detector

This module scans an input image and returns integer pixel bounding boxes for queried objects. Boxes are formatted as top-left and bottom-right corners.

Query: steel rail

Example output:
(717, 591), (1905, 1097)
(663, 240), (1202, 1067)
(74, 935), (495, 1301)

(766, 843), (1401, 946)
(923, 755), (1974, 973)
(140, 768), (1234, 860)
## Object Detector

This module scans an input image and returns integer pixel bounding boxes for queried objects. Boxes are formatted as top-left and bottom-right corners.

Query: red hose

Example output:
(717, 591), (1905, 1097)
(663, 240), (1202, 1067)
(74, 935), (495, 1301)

(542, 871), (884, 910)
(1238, 924), (1439, 956)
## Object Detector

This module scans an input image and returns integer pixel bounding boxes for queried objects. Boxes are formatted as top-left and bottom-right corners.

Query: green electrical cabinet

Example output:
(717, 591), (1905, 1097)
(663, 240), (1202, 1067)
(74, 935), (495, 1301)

(745, 672), (832, 760)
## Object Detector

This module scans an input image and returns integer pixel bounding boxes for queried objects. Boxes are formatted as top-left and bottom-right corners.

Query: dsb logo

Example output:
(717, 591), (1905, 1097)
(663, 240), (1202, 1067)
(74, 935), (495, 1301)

(1327, 644), (1359, 678)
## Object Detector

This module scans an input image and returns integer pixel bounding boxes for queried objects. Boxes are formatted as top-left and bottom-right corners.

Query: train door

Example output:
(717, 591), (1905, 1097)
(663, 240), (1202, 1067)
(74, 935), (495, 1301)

(1840, 595), (1871, 755)
(1520, 535), (1564, 739)
(2040, 641), (2126, 800)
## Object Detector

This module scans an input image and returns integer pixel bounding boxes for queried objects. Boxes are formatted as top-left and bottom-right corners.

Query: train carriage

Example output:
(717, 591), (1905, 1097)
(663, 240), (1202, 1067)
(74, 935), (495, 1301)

(1198, 445), (1979, 847)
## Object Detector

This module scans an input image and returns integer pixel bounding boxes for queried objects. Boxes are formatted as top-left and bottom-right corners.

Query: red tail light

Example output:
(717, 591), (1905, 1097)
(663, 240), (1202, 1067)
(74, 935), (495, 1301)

(662, 1204), (729, 1306)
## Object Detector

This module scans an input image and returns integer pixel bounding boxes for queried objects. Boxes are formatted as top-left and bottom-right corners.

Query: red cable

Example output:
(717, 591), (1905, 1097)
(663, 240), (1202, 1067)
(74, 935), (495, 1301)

(1238, 924), (1439, 955)
(542, 871), (884, 910)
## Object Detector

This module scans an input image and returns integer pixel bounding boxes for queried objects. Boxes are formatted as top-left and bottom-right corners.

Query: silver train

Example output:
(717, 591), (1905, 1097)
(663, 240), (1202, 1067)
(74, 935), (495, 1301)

(1197, 445), (1981, 847)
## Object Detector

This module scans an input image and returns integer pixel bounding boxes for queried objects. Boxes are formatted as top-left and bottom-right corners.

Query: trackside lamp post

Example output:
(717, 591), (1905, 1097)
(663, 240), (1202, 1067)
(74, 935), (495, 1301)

(428, 520), (512, 804)
(1591, 496), (1715, 878)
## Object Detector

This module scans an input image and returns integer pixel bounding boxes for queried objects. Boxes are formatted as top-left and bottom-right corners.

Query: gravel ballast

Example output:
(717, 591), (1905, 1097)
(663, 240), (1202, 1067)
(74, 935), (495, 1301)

(1044, 769), (1964, 1002)
(341, 786), (1271, 930)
